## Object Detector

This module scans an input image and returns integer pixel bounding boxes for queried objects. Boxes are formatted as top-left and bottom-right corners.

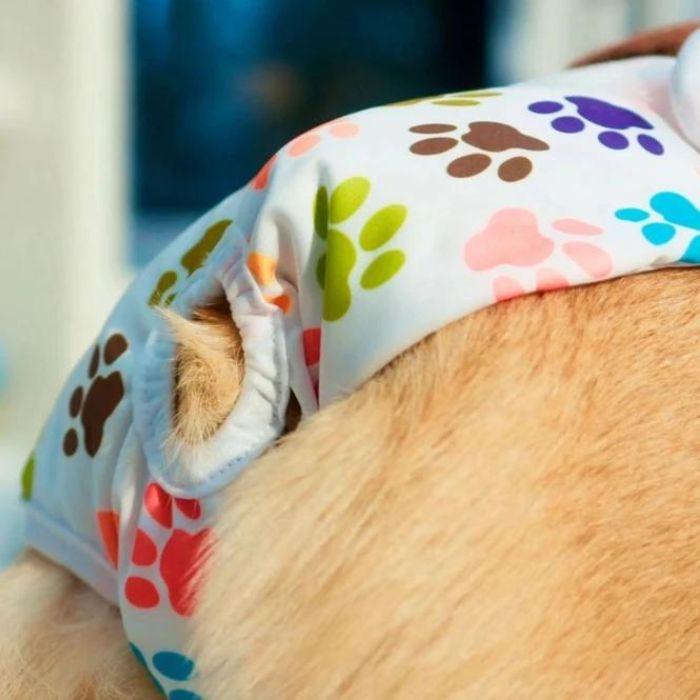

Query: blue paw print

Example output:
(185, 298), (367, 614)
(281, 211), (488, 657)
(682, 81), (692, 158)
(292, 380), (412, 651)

(131, 644), (203, 699)
(528, 95), (664, 155)
(615, 191), (700, 263)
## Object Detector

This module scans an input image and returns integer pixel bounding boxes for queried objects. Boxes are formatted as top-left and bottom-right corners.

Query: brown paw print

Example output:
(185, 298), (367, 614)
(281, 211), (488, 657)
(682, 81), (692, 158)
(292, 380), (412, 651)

(63, 333), (128, 458)
(408, 121), (549, 182)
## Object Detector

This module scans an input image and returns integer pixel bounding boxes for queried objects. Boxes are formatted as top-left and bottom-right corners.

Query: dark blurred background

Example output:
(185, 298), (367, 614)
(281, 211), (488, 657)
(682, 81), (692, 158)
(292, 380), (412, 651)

(131, 0), (490, 263)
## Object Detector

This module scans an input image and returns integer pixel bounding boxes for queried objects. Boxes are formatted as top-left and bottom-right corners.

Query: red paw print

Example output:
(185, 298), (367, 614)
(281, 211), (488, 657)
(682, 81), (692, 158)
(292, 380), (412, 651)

(303, 327), (321, 399)
(124, 483), (213, 617)
(96, 510), (120, 567)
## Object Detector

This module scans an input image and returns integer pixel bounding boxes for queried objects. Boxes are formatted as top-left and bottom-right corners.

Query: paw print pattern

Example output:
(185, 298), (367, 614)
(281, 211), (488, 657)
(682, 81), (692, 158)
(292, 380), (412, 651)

(248, 120), (360, 192)
(409, 121), (549, 182)
(287, 118), (360, 157)
(247, 252), (292, 314)
(464, 208), (613, 301)
(125, 482), (213, 618)
(131, 643), (202, 699)
(615, 191), (700, 262)
(393, 89), (501, 107)
(20, 452), (35, 501)
(528, 96), (664, 155)
(96, 510), (120, 567)
(250, 155), (277, 191)
(313, 177), (407, 321)
(149, 219), (232, 307)
(62, 333), (128, 458)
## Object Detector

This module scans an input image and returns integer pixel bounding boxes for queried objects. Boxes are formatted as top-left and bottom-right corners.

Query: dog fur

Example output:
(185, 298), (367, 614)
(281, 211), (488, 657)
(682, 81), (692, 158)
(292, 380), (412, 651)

(190, 270), (700, 699)
(4, 26), (700, 699)
(4, 271), (700, 697)
(162, 299), (244, 447)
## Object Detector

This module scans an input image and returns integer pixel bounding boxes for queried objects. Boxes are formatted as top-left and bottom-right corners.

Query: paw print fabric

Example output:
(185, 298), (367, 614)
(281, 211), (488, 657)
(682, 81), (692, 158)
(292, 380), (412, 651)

(23, 33), (700, 698)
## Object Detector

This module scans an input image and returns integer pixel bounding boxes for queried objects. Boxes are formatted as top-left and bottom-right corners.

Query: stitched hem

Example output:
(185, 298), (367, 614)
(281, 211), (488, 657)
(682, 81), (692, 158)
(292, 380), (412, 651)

(132, 218), (291, 498)
(25, 502), (118, 605)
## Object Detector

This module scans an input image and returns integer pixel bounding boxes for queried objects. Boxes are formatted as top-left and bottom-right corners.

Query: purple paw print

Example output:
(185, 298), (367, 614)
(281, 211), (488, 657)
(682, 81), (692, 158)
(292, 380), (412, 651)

(528, 96), (663, 155)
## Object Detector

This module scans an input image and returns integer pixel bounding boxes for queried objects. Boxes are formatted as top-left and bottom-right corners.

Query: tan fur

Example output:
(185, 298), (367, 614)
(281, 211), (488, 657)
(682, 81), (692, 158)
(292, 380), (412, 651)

(4, 269), (700, 697)
(572, 20), (700, 67)
(0, 552), (160, 698)
(162, 297), (244, 447)
(191, 270), (700, 699)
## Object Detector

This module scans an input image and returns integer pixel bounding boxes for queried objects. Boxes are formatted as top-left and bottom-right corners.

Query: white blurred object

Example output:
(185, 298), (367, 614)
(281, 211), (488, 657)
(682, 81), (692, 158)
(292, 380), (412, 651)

(671, 28), (700, 149)
(0, 447), (24, 568)
(0, 342), (7, 393)
(491, 0), (700, 82)
(0, 1), (130, 565)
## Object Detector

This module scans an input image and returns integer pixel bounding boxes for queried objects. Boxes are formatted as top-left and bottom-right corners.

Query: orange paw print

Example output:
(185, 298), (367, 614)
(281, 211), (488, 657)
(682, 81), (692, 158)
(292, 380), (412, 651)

(250, 155), (277, 191)
(248, 120), (359, 192)
(124, 483), (213, 617)
(247, 251), (292, 314)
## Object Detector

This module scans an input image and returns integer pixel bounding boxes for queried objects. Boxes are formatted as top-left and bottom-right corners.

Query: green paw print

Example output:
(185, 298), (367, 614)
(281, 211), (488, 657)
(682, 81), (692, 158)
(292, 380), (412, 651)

(392, 89), (501, 108)
(314, 177), (407, 322)
(148, 219), (232, 306)
(21, 452), (35, 501)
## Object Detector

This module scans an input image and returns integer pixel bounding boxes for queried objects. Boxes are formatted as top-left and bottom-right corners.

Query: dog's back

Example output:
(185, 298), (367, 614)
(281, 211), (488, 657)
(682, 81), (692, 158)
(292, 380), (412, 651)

(3, 249), (700, 700)
(182, 270), (700, 698)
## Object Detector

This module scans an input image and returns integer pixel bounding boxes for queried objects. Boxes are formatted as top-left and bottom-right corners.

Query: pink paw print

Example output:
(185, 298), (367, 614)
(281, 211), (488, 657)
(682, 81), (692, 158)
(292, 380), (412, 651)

(248, 119), (359, 191)
(287, 119), (359, 157)
(124, 482), (213, 617)
(463, 208), (613, 301)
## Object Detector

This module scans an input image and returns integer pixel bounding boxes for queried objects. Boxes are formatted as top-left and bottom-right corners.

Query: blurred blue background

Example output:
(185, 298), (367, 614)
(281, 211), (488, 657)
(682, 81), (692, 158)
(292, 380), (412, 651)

(132, 0), (488, 263)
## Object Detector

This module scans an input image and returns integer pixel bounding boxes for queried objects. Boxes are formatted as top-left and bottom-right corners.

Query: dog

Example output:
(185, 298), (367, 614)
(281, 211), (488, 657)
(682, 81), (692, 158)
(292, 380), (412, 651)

(2, 22), (700, 699)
